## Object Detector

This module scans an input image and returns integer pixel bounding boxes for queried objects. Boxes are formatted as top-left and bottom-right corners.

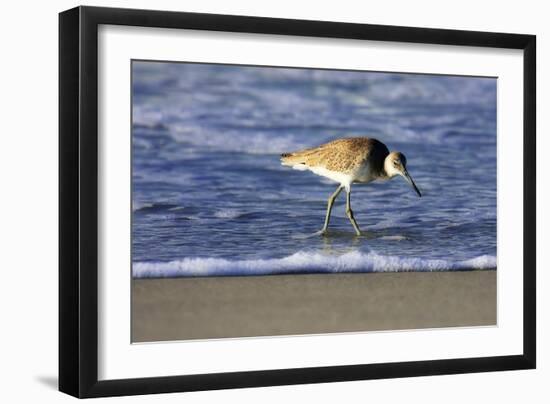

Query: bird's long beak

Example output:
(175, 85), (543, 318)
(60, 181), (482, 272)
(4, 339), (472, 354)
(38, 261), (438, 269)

(402, 170), (422, 197)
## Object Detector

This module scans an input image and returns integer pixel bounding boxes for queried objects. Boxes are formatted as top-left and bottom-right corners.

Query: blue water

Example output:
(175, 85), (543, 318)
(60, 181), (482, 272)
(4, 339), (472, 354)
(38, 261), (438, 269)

(131, 61), (497, 278)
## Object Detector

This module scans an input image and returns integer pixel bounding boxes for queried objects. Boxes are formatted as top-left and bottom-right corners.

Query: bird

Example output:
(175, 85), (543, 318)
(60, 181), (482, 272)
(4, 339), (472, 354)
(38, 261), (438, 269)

(280, 137), (421, 236)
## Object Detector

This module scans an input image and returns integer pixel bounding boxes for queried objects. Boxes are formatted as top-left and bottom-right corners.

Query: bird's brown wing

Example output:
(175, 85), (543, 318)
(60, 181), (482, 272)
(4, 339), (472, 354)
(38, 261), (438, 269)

(281, 137), (382, 173)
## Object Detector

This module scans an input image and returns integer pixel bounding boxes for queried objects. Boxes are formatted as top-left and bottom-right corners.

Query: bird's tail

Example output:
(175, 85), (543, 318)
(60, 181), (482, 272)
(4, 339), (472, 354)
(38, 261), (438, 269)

(280, 152), (310, 170)
(280, 152), (300, 167)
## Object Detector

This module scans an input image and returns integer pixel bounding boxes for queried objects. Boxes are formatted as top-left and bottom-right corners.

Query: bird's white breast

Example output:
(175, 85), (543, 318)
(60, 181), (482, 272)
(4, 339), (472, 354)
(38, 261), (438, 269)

(292, 161), (377, 191)
(308, 166), (354, 189)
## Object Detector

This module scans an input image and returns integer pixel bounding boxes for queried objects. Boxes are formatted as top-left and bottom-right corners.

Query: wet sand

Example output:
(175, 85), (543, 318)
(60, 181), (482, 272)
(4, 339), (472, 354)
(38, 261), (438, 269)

(132, 271), (496, 342)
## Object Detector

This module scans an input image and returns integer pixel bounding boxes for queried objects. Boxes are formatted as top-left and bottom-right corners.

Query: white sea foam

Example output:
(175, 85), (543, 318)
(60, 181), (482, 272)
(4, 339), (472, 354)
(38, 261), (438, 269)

(133, 64), (496, 156)
(379, 235), (408, 241)
(132, 251), (496, 278)
(213, 209), (242, 219)
(132, 201), (153, 212)
(169, 126), (306, 155)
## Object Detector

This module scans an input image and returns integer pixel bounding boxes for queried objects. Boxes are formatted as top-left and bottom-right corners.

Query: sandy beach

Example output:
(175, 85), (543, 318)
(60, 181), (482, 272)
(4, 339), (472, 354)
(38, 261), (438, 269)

(132, 270), (496, 342)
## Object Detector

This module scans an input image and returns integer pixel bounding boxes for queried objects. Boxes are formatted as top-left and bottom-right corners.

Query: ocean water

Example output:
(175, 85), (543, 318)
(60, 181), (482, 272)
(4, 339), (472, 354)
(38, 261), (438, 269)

(132, 61), (497, 278)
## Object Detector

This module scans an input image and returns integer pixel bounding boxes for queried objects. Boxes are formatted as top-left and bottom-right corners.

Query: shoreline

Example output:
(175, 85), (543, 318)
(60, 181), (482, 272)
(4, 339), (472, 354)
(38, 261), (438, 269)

(132, 267), (497, 280)
(132, 270), (496, 343)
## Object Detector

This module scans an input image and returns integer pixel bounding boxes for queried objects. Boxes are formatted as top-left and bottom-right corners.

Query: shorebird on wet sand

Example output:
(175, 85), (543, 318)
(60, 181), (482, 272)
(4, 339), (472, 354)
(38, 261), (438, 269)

(281, 137), (421, 236)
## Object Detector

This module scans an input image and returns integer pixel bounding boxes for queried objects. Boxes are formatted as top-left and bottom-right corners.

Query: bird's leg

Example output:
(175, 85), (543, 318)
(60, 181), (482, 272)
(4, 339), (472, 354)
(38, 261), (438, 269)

(345, 189), (362, 236)
(320, 185), (344, 235)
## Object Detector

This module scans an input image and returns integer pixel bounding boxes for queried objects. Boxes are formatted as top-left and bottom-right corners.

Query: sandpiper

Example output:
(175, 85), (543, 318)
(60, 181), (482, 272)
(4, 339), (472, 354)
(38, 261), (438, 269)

(281, 137), (421, 236)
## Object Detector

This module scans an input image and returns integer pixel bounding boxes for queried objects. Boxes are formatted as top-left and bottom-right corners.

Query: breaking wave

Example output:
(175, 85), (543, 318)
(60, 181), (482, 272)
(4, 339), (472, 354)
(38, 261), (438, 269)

(133, 250), (496, 278)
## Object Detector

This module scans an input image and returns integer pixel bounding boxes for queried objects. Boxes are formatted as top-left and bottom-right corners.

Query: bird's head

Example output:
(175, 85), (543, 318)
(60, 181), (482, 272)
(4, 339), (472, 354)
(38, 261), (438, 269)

(384, 152), (422, 197)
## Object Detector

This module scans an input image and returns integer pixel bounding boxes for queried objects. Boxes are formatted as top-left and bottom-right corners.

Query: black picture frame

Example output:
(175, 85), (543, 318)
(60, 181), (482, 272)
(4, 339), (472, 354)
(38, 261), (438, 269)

(59, 5), (536, 398)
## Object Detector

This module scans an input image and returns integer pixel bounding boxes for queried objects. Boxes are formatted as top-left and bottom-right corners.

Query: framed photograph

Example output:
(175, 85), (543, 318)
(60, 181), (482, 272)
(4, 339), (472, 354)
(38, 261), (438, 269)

(59, 6), (536, 398)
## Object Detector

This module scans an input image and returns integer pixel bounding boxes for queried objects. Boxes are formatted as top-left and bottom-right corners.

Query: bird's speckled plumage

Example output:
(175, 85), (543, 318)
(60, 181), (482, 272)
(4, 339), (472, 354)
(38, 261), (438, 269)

(281, 137), (389, 178)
